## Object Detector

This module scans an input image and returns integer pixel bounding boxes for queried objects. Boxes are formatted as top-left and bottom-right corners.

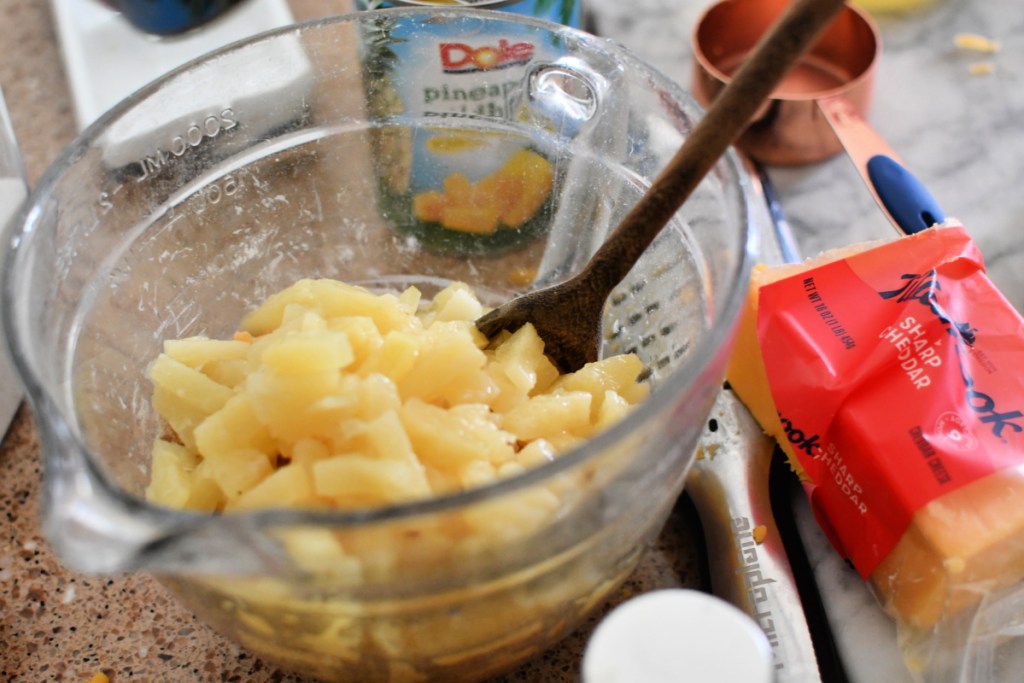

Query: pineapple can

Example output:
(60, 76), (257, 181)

(355, 2), (582, 253)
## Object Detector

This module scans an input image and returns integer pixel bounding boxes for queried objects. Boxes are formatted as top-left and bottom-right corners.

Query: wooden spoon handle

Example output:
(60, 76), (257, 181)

(577, 0), (848, 293)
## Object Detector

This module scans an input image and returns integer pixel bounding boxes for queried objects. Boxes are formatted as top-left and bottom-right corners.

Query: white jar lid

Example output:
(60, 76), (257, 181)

(582, 589), (774, 683)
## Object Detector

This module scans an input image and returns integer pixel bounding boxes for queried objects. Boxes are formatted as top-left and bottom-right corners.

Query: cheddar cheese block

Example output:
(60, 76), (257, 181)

(726, 224), (1024, 631)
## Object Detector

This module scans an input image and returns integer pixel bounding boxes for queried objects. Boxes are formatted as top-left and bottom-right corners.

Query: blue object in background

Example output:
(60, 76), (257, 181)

(106, 0), (249, 35)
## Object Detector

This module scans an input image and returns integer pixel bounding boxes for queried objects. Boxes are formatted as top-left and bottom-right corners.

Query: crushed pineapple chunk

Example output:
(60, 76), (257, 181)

(143, 279), (651, 677)
(146, 280), (646, 517)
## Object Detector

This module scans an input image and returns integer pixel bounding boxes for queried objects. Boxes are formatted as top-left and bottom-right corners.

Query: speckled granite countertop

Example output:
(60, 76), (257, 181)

(10, 0), (1022, 680)
(0, 2), (704, 681)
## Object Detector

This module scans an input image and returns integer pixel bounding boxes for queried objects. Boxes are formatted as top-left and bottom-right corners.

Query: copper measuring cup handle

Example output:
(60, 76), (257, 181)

(693, 0), (945, 236)
(817, 95), (945, 234)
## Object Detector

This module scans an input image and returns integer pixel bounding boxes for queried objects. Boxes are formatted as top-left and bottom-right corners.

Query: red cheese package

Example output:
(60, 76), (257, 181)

(726, 221), (1024, 680)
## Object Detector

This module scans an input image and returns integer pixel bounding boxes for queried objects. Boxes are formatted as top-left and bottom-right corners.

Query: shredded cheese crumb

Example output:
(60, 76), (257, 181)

(752, 525), (768, 545)
(968, 62), (996, 76)
(943, 556), (967, 574)
(954, 33), (1001, 53)
(86, 673), (110, 683)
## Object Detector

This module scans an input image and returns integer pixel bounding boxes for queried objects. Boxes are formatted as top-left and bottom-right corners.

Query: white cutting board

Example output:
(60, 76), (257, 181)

(50, 0), (296, 131)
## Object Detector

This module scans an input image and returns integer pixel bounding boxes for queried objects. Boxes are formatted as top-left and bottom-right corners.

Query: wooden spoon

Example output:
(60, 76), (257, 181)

(476, 0), (848, 372)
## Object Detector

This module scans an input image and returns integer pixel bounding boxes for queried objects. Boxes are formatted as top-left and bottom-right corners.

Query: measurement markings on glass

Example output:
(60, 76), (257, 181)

(182, 171), (252, 215)
(136, 108), (239, 182)
(97, 181), (125, 216)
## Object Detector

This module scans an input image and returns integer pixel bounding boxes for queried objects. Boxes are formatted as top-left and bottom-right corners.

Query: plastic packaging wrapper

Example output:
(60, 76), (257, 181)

(726, 220), (1024, 681)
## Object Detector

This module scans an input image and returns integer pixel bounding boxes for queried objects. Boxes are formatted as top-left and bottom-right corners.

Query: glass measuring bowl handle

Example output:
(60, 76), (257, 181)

(0, 85), (28, 435)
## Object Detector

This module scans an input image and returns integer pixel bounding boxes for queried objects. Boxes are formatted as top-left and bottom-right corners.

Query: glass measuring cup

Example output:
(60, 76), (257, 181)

(2, 11), (756, 681)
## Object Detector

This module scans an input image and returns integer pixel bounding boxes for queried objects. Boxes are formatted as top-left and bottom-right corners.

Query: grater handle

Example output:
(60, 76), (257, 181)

(687, 388), (823, 682)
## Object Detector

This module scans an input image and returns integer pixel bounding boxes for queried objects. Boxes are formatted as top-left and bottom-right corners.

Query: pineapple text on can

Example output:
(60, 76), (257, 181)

(423, 81), (519, 105)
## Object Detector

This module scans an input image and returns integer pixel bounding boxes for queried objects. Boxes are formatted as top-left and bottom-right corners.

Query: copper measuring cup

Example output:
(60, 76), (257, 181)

(693, 0), (944, 234)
